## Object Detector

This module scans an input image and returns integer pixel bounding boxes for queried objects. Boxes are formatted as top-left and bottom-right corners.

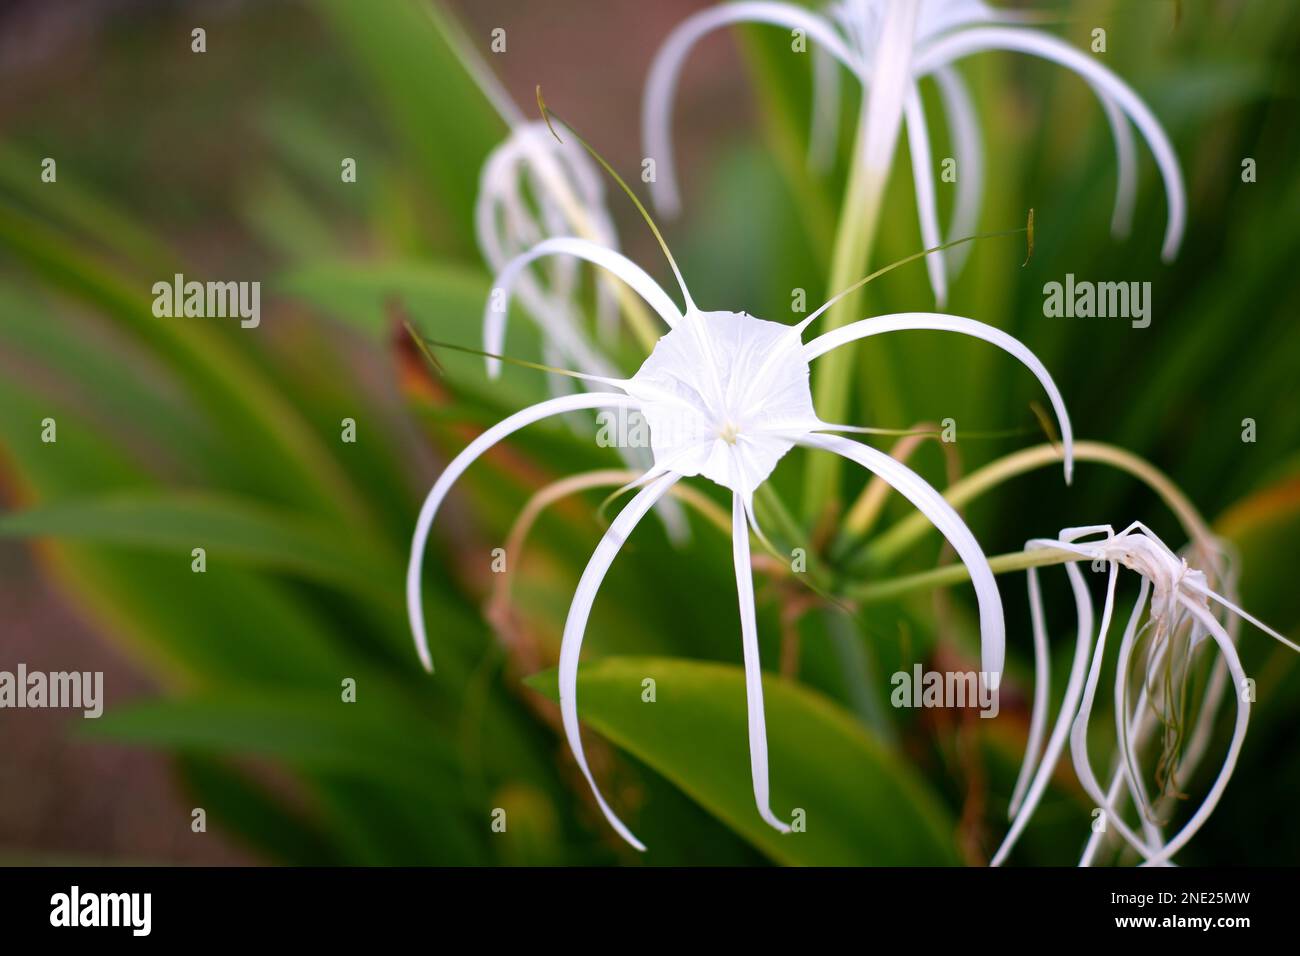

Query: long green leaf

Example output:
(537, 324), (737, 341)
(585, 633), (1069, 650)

(0, 492), (401, 607)
(526, 656), (960, 865)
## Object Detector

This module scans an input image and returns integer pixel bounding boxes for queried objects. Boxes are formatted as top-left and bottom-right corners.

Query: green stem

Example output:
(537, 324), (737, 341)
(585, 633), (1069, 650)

(801, 125), (893, 521)
(847, 546), (1080, 605)
(856, 441), (1214, 570)
(802, 0), (919, 522)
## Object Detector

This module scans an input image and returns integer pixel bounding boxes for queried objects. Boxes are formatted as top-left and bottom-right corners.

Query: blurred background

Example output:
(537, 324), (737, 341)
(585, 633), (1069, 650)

(0, 0), (1297, 866)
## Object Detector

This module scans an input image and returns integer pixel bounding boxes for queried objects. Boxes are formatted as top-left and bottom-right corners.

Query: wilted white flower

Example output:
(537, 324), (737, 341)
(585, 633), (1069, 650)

(408, 208), (1075, 848)
(643, 0), (1186, 305)
(993, 522), (1297, 866)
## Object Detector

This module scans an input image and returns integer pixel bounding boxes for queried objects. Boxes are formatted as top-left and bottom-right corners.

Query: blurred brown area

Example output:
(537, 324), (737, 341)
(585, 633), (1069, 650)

(0, 541), (255, 864)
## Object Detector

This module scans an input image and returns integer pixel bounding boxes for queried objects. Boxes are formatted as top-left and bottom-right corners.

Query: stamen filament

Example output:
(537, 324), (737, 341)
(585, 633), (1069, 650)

(537, 86), (697, 313)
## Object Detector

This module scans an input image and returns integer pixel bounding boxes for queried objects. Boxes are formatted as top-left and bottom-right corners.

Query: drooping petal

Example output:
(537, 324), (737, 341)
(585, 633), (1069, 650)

(1098, 93), (1138, 238)
(485, 237), (684, 378)
(799, 431), (1005, 678)
(808, 40), (843, 173)
(407, 392), (642, 672)
(642, 1), (861, 217)
(903, 84), (948, 307)
(801, 311), (1074, 483)
(991, 559), (1097, 866)
(1137, 599), (1251, 866)
(732, 493), (792, 833)
(857, 1), (921, 179)
(1112, 580), (1162, 841)
(1068, 561), (1163, 860)
(1007, 564), (1051, 817)
(932, 65), (982, 277)
(1079, 630), (1158, 868)
(558, 472), (680, 851)
(914, 27), (1185, 261)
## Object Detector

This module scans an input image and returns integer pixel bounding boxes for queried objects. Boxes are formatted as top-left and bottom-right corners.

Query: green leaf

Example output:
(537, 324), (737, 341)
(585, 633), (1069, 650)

(275, 257), (549, 410)
(85, 693), (458, 794)
(313, 0), (506, 252)
(175, 756), (342, 864)
(526, 656), (960, 865)
(0, 492), (401, 607)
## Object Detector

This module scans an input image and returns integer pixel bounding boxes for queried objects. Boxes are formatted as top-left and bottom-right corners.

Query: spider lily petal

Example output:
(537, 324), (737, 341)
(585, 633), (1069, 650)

(925, 57), (1134, 264)
(913, 26), (1185, 261)
(1007, 562), (1051, 817)
(642, 0), (861, 217)
(1185, 579), (1300, 654)
(800, 311), (1074, 482)
(1111, 578), (1165, 848)
(1072, 590), (1250, 866)
(476, 122), (627, 379)
(416, 163), (1076, 844)
(732, 493), (793, 833)
(903, 85), (947, 306)
(485, 236), (683, 378)
(998, 524), (1291, 865)
(1097, 94), (1138, 237)
(558, 471), (680, 852)
(1147, 599), (1249, 865)
(799, 431), (1006, 678)
(932, 65), (981, 277)
(645, 0), (1183, 312)
(1065, 560), (1145, 847)
(808, 40), (844, 172)
(991, 554), (1096, 866)
(857, 0), (921, 181)
(406, 391), (642, 673)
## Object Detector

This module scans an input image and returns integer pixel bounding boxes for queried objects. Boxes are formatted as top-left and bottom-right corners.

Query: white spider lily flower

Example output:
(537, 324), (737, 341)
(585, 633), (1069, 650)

(643, 0), (1186, 305)
(476, 123), (694, 541)
(408, 225), (1075, 849)
(455, 19), (636, 365)
(476, 120), (624, 378)
(993, 522), (1297, 866)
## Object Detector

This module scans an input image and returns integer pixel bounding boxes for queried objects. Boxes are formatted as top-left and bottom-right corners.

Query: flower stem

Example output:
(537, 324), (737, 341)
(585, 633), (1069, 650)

(802, 0), (919, 522)
(853, 441), (1214, 570)
(846, 546), (1080, 604)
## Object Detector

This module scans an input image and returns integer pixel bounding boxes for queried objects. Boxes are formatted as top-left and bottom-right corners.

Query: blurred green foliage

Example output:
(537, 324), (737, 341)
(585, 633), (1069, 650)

(0, 0), (1297, 865)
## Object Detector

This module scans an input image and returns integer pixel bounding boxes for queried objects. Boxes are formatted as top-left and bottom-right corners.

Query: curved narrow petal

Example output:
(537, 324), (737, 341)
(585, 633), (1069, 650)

(1138, 599), (1251, 866)
(559, 472), (680, 851)
(904, 85), (948, 307)
(858, 0), (921, 179)
(732, 493), (792, 833)
(802, 311), (1074, 482)
(933, 65), (982, 277)
(808, 40), (843, 173)
(1007, 565), (1051, 817)
(799, 431), (1005, 678)
(406, 392), (642, 672)
(914, 27), (1185, 261)
(1098, 93), (1137, 238)
(1068, 562), (1163, 860)
(1186, 580), (1300, 654)
(991, 559), (1096, 866)
(1080, 626), (1160, 868)
(1177, 656), (1231, 790)
(1112, 581), (1162, 840)
(642, 1), (861, 216)
(485, 237), (683, 378)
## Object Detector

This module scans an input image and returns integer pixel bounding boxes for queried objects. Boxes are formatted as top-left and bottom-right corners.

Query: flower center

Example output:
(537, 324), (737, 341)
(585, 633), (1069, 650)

(628, 310), (820, 494)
